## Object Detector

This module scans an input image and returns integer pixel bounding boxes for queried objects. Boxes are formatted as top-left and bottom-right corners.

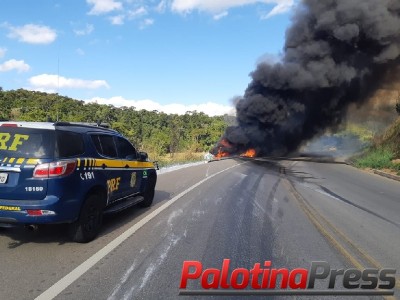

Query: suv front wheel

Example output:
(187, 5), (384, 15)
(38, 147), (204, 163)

(139, 175), (156, 208)
(69, 193), (104, 243)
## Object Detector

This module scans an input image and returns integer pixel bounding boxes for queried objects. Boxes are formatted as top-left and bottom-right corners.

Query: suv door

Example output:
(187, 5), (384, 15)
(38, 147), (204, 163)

(114, 136), (141, 198)
(90, 134), (125, 204)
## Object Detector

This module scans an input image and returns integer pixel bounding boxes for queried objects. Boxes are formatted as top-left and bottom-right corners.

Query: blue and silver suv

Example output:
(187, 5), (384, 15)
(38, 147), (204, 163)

(0, 121), (157, 242)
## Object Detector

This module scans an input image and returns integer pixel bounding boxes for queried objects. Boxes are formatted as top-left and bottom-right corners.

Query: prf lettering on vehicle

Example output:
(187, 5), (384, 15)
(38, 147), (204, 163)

(107, 177), (121, 194)
(0, 133), (29, 151)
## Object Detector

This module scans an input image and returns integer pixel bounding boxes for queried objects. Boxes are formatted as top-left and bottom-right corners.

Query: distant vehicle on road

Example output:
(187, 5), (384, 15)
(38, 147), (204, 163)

(204, 152), (214, 162)
(0, 121), (157, 242)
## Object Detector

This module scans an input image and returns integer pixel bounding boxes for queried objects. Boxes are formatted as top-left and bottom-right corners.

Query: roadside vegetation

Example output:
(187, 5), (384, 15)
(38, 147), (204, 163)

(154, 152), (205, 169)
(353, 117), (400, 175)
(0, 89), (229, 166)
(336, 123), (375, 143)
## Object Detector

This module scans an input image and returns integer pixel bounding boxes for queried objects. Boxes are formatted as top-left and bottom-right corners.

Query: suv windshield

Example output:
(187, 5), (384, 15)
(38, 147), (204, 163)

(0, 127), (55, 159)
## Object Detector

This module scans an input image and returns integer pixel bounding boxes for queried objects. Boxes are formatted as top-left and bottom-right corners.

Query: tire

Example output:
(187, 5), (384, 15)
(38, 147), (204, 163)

(139, 175), (156, 208)
(69, 194), (104, 243)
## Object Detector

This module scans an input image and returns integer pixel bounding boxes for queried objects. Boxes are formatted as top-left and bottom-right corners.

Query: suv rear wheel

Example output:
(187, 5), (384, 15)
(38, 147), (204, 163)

(69, 193), (104, 243)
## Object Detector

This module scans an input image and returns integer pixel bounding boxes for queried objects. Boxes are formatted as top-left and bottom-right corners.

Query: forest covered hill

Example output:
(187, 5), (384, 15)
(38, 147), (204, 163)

(0, 88), (232, 162)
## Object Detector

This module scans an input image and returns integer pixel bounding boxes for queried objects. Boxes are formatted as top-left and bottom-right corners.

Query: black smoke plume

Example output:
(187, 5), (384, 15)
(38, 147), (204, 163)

(213, 0), (400, 156)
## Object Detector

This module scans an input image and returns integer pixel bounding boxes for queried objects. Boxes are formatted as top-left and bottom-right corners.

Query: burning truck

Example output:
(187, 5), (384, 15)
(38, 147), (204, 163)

(210, 136), (256, 160)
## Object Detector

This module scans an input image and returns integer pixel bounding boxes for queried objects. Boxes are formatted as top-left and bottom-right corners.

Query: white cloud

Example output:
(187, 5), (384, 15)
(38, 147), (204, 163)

(128, 7), (148, 19)
(29, 74), (110, 90)
(261, 0), (294, 18)
(74, 24), (94, 36)
(0, 59), (31, 73)
(87, 0), (123, 15)
(0, 47), (6, 58)
(139, 18), (154, 30)
(107, 7), (147, 25)
(109, 15), (125, 25)
(7, 24), (57, 44)
(156, 0), (167, 13)
(213, 11), (228, 20)
(87, 96), (235, 116)
(171, 0), (294, 16)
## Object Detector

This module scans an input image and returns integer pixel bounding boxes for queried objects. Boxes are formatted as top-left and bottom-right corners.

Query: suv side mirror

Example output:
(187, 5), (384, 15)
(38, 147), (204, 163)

(138, 151), (149, 162)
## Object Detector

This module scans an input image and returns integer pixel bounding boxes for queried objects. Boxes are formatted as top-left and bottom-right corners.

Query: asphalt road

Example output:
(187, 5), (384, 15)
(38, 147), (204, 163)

(0, 158), (399, 300)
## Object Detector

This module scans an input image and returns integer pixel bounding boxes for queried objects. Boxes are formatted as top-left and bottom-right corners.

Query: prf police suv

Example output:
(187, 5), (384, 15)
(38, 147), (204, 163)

(0, 122), (157, 242)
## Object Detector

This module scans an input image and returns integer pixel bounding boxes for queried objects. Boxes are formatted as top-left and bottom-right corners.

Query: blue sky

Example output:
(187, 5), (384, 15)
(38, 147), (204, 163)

(0, 0), (294, 116)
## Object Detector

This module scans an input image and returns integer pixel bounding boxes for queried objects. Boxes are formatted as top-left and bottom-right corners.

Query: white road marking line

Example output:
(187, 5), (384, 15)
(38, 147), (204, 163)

(35, 162), (242, 300)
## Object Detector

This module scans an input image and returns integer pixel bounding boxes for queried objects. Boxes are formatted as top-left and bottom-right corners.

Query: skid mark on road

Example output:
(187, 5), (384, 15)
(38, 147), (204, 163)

(253, 200), (266, 214)
(298, 182), (400, 229)
(167, 209), (183, 228)
(286, 178), (400, 297)
(319, 185), (400, 229)
(35, 162), (243, 300)
(107, 260), (137, 300)
(122, 233), (182, 299)
(191, 209), (205, 219)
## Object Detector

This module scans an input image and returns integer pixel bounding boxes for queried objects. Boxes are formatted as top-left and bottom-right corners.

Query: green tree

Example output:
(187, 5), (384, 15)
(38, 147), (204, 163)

(0, 88), (229, 158)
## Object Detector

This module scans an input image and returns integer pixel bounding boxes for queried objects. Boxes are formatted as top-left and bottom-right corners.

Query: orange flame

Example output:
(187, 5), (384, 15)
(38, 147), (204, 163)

(240, 148), (256, 158)
(214, 139), (232, 159)
(215, 148), (230, 159)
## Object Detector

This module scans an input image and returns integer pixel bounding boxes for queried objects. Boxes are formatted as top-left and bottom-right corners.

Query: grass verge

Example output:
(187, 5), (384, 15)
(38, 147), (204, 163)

(354, 148), (400, 175)
(352, 117), (400, 175)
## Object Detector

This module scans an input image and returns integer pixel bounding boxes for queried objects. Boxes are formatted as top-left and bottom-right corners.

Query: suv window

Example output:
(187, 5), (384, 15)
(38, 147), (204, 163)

(56, 131), (84, 158)
(115, 137), (137, 159)
(0, 127), (55, 158)
(91, 134), (117, 158)
(91, 135), (102, 155)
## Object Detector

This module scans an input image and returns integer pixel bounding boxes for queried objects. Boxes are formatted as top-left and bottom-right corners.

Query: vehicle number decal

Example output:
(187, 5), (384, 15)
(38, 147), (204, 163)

(25, 186), (44, 192)
(80, 171), (95, 180)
